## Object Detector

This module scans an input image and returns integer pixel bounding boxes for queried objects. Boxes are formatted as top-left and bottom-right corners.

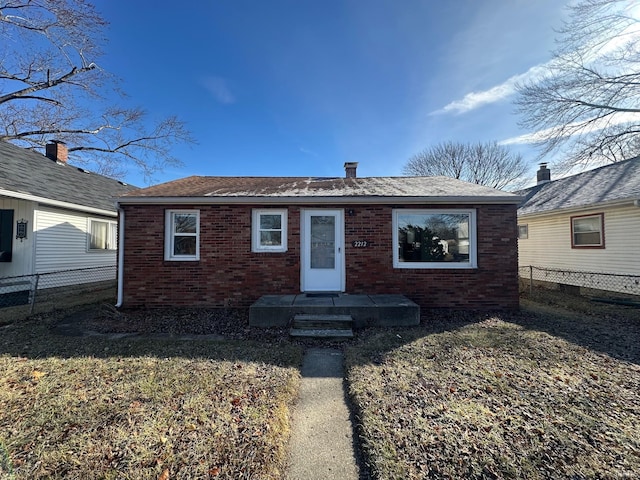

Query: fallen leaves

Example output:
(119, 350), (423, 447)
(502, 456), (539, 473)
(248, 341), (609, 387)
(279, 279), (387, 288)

(0, 322), (302, 480)
(346, 304), (640, 479)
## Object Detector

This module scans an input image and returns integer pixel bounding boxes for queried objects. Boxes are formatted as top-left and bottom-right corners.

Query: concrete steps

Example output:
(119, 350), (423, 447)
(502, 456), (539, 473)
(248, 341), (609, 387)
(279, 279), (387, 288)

(250, 294), (420, 328)
(290, 313), (354, 339)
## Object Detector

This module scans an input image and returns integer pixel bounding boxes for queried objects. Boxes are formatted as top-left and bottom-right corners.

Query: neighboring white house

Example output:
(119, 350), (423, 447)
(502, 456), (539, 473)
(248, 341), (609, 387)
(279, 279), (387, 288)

(517, 159), (640, 296)
(0, 140), (137, 306)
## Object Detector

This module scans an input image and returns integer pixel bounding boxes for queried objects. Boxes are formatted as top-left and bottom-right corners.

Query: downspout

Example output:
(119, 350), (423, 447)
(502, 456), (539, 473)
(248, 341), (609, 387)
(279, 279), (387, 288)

(115, 205), (125, 307)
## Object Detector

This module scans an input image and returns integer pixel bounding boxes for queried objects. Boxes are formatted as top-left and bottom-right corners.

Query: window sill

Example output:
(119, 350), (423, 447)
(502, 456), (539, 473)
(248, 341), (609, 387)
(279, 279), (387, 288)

(394, 263), (477, 270)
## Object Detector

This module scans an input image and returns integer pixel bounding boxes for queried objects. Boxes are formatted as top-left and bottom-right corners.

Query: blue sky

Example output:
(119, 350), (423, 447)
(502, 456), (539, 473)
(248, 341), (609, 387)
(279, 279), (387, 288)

(93, 0), (569, 186)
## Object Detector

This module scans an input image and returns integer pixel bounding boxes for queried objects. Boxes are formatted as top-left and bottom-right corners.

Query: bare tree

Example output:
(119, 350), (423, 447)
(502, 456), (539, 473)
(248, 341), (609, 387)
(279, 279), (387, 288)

(403, 141), (528, 190)
(515, 0), (640, 171)
(0, 0), (193, 181)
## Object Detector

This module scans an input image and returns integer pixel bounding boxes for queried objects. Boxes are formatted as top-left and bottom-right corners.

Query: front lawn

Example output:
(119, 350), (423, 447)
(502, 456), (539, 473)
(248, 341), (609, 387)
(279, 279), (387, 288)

(0, 309), (302, 480)
(346, 298), (640, 479)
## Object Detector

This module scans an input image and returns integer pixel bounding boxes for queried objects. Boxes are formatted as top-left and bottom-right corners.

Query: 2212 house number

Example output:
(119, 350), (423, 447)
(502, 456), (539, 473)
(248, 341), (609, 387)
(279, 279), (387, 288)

(352, 240), (369, 248)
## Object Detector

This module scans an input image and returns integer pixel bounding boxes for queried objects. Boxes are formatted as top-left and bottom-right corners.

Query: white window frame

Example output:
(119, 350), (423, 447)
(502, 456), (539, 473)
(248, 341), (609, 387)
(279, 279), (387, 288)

(165, 209), (200, 261)
(252, 209), (288, 252)
(88, 218), (117, 251)
(392, 209), (477, 269)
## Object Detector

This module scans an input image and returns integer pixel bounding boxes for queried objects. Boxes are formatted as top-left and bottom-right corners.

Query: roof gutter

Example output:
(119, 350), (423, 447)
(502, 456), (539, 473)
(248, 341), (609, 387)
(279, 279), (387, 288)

(117, 195), (524, 206)
(0, 188), (117, 217)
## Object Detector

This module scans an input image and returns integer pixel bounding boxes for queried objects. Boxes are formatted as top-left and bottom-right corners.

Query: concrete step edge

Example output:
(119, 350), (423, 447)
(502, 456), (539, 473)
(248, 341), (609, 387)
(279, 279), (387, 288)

(293, 314), (354, 322)
(289, 328), (354, 338)
(293, 324), (353, 331)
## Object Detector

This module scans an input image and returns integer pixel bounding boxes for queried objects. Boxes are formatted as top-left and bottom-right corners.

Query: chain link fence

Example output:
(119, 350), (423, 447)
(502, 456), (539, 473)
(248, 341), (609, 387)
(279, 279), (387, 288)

(519, 265), (640, 299)
(0, 265), (116, 320)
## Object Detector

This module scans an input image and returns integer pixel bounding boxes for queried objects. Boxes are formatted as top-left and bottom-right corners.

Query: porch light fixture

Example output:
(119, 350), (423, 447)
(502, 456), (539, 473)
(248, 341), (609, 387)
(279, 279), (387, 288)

(16, 219), (27, 241)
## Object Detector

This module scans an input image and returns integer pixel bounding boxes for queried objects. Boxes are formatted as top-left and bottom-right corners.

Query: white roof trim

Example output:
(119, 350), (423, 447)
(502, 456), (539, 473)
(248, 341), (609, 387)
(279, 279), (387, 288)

(118, 195), (523, 206)
(0, 188), (117, 217)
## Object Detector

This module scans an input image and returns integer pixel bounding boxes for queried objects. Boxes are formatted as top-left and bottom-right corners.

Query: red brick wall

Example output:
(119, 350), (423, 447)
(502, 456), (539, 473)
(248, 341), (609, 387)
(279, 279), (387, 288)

(120, 203), (519, 310)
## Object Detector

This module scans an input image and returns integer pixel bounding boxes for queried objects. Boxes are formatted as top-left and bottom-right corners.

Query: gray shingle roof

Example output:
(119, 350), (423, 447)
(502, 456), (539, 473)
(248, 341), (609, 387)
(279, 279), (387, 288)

(120, 174), (521, 203)
(517, 157), (640, 216)
(0, 141), (137, 213)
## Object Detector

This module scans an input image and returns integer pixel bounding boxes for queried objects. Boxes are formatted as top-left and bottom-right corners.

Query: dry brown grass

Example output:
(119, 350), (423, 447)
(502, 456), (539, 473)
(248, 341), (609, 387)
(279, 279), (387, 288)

(346, 295), (640, 479)
(0, 308), (302, 480)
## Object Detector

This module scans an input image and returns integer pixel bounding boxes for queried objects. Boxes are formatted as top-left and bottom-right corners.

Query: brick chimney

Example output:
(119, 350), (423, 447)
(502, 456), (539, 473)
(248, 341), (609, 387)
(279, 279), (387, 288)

(537, 162), (550, 185)
(46, 140), (68, 164)
(344, 162), (358, 178)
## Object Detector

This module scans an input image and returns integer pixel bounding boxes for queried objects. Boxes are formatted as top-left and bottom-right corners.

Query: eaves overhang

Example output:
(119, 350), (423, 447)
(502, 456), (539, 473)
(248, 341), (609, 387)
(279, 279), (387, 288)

(517, 197), (640, 219)
(117, 195), (524, 206)
(0, 188), (118, 217)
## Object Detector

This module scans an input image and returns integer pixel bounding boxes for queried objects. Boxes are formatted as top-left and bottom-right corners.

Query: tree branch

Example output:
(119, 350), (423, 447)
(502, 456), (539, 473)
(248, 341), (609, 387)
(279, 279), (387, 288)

(0, 64), (96, 104)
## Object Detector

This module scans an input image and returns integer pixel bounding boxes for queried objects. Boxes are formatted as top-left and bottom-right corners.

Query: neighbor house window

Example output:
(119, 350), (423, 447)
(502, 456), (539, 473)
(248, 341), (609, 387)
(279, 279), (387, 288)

(571, 213), (604, 248)
(165, 210), (200, 261)
(88, 219), (117, 251)
(518, 224), (528, 239)
(252, 209), (287, 252)
(393, 209), (477, 269)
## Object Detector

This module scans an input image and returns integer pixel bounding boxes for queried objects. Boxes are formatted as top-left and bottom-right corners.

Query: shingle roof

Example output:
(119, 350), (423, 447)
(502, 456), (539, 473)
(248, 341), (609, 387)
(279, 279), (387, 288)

(0, 141), (137, 213)
(120, 174), (521, 203)
(517, 157), (640, 216)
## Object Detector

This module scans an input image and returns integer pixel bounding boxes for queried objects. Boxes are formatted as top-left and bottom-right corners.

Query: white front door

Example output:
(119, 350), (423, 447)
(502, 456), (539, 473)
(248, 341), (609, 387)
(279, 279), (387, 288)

(301, 209), (344, 292)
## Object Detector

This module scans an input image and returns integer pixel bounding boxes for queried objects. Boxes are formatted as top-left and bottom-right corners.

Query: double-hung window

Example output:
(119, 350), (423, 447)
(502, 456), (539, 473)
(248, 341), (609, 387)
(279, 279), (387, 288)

(252, 209), (287, 252)
(165, 210), (200, 261)
(393, 209), (477, 268)
(88, 219), (117, 251)
(571, 213), (604, 248)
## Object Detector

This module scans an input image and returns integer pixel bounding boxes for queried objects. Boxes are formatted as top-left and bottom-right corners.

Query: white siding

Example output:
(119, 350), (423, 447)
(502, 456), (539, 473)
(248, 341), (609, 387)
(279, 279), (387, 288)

(518, 204), (640, 294)
(34, 207), (117, 273)
(0, 197), (35, 278)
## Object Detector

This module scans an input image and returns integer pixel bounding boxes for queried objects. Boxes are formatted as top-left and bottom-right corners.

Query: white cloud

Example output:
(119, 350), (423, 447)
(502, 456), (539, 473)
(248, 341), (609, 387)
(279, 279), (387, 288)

(432, 63), (550, 115)
(201, 76), (235, 104)
(499, 112), (640, 146)
(434, 1), (640, 117)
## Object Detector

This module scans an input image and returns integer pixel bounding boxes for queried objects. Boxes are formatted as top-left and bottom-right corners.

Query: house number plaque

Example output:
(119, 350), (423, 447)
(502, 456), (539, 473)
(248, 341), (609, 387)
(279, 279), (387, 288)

(351, 240), (369, 248)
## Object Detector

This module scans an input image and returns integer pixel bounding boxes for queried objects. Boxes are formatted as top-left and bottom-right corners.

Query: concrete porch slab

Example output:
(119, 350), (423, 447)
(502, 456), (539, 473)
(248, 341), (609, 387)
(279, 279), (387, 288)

(249, 293), (420, 328)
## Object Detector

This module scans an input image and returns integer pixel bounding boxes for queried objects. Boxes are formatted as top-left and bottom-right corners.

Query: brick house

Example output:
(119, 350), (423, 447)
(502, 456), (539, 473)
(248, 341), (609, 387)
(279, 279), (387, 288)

(116, 163), (522, 312)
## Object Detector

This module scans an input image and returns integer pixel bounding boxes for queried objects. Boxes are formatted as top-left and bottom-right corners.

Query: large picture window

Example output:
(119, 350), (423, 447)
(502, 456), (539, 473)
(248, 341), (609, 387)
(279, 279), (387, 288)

(571, 213), (604, 248)
(88, 219), (117, 251)
(252, 209), (287, 252)
(165, 210), (200, 261)
(393, 209), (477, 269)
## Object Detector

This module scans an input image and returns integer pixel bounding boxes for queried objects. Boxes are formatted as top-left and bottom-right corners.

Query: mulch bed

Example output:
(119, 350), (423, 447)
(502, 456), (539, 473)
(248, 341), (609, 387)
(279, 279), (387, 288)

(57, 305), (290, 342)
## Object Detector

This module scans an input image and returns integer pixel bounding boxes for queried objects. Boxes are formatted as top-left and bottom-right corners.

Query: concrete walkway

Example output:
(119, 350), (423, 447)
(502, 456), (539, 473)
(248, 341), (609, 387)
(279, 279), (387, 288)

(286, 348), (360, 480)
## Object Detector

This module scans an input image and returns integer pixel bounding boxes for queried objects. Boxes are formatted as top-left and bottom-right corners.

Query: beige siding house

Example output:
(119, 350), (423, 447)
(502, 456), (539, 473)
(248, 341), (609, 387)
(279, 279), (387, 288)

(0, 141), (136, 306)
(517, 159), (640, 296)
